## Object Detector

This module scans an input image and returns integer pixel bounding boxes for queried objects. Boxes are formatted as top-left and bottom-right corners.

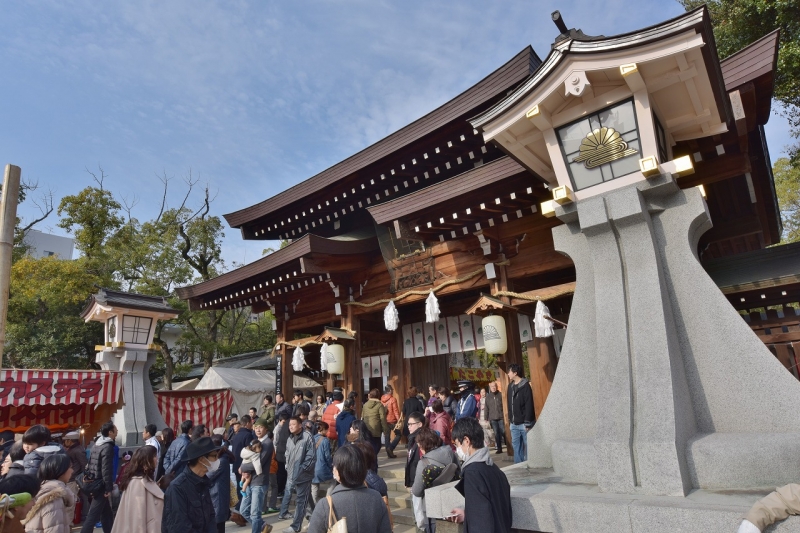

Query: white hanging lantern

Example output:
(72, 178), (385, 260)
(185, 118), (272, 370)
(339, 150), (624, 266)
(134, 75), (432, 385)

(384, 300), (399, 331)
(320, 342), (329, 370)
(425, 290), (440, 323)
(326, 343), (345, 374)
(482, 315), (507, 355)
(291, 345), (306, 371)
(534, 300), (554, 338)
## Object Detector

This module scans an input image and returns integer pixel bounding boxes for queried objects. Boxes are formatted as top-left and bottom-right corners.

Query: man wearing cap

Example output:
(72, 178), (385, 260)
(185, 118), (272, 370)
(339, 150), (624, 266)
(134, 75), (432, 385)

(455, 381), (478, 422)
(225, 413), (239, 442)
(164, 420), (193, 476)
(64, 430), (88, 522)
(162, 436), (221, 533)
(239, 418), (275, 533)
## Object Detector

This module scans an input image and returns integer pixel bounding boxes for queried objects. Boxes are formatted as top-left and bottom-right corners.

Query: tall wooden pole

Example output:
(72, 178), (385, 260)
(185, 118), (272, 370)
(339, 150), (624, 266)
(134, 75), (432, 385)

(0, 165), (20, 370)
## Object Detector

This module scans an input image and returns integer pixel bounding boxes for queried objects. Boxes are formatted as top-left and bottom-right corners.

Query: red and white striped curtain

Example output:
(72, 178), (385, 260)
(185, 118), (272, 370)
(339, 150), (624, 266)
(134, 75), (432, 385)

(0, 370), (123, 406)
(154, 389), (233, 433)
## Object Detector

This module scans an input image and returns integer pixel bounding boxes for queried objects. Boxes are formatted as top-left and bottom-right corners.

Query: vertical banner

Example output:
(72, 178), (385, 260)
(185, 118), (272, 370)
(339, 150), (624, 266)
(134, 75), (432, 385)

(459, 315), (476, 351)
(435, 318), (450, 354)
(370, 355), (382, 379)
(447, 316), (462, 353)
(412, 323), (426, 358)
(379, 355), (390, 378)
(362, 358), (372, 381)
(473, 317), (485, 350)
(518, 314), (533, 343)
(276, 355), (282, 393)
(423, 322), (438, 356)
(402, 325), (414, 359)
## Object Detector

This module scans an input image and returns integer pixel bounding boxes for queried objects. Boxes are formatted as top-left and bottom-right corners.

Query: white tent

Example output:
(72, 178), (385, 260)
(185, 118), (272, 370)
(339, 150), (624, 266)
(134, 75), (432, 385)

(196, 367), (323, 417)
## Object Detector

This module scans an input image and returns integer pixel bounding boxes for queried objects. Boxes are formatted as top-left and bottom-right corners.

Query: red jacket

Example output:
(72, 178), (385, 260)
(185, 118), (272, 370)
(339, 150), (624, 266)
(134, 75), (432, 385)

(380, 393), (401, 425)
(322, 401), (342, 441)
(428, 411), (453, 446)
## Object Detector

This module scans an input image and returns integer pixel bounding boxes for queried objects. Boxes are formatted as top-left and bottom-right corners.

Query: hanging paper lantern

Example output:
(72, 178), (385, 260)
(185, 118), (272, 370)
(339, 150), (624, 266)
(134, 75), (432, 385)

(320, 342), (329, 371)
(534, 300), (554, 338)
(482, 315), (507, 355)
(384, 300), (399, 331)
(292, 345), (306, 371)
(425, 290), (440, 323)
(326, 344), (345, 374)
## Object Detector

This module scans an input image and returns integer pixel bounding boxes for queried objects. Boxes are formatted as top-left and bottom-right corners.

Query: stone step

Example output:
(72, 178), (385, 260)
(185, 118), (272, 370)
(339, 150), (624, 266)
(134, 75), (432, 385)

(386, 489), (412, 510)
(390, 505), (419, 527)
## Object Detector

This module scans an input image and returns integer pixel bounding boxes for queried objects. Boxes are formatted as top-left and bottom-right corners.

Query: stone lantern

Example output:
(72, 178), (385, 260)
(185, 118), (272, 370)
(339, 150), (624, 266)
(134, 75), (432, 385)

(81, 288), (178, 446)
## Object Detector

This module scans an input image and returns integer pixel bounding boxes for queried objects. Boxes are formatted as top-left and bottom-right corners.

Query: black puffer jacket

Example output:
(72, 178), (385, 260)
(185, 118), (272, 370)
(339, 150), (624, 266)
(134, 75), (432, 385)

(162, 467), (216, 533)
(86, 436), (115, 494)
(275, 421), (290, 463)
(442, 395), (457, 419)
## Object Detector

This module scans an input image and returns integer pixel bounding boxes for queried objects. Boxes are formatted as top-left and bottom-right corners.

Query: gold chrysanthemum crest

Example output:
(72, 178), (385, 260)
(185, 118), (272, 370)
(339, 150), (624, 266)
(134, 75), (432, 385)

(572, 127), (638, 169)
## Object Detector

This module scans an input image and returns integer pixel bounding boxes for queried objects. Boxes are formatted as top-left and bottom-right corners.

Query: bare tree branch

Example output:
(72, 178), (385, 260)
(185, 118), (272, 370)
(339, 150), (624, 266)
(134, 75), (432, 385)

(85, 166), (107, 190)
(120, 194), (139, 222)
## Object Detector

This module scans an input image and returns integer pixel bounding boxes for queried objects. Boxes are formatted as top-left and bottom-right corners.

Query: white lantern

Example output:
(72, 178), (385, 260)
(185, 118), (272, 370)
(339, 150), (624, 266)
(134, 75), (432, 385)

(482, 315), (507, 355)
(326, 344), (345, 374)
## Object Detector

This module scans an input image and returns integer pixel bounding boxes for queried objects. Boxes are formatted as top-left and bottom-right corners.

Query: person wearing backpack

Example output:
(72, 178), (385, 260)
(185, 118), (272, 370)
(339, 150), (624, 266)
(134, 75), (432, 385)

(412, 428), (460, 533)
(361, 389), (389, 457)
(80, 422), (117, 533)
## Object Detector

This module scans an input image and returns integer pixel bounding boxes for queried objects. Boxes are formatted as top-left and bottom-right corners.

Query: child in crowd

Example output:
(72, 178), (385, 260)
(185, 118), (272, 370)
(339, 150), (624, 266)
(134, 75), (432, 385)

(21, 425), (66, 477)
(239, 439), (263, 495)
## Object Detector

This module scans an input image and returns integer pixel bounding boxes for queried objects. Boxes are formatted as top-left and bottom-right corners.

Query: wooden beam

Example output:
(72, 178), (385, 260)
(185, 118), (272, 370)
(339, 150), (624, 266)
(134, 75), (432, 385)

(678, 152), (751, 188)
(699, 215), (762, 245)
(509, 281), (577, 306)
(527, 336), (558, 419)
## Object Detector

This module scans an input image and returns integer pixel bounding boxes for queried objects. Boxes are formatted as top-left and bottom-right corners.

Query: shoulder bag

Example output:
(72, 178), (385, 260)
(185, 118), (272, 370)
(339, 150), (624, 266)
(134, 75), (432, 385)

(326, 494), (347, 533)
(76, 471), (103, 496)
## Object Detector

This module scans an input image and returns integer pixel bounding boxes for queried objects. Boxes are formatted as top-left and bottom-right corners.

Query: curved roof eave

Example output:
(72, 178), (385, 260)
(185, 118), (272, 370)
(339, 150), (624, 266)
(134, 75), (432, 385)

(470, 6), (710, 130)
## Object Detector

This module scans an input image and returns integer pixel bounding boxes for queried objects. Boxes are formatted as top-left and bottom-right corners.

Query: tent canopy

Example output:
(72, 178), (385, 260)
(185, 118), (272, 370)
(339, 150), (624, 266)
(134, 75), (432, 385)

(195, 368), (323, 418)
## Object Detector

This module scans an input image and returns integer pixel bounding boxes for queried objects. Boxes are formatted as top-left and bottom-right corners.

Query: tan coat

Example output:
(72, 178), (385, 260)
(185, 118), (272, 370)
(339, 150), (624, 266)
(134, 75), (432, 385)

(22, 480), (75, 533)
(110, 476), (164, 533)
(745, 483), (800, 531)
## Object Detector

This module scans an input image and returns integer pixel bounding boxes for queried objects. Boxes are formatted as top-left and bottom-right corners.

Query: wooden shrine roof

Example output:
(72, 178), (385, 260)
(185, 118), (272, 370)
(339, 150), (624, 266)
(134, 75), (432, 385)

(367, 156), (528, 224)
(175, 231), (379, 310)
(720, 30), (779, 93)
(223, 46), (541, 236)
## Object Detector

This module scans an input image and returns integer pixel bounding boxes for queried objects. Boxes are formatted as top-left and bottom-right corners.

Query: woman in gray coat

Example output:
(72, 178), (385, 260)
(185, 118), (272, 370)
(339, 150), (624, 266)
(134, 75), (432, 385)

(307, 446), (391, 533)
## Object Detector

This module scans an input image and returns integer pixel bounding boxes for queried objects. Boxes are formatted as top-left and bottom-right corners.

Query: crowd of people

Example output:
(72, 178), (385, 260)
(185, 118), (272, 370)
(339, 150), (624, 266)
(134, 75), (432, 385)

(0, 366), (535, 533)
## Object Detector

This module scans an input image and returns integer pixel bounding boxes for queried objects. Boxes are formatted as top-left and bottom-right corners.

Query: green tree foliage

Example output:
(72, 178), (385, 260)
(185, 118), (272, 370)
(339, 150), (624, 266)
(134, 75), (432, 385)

(7, 171), (276, 387)
(5, 256), (103, 369)
(774, 157), (800, 242)
(679, 0), (800, 158)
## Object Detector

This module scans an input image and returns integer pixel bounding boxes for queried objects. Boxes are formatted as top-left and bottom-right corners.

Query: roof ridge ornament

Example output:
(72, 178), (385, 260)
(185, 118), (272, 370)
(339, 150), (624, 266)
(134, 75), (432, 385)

(551, 10), (603, 49)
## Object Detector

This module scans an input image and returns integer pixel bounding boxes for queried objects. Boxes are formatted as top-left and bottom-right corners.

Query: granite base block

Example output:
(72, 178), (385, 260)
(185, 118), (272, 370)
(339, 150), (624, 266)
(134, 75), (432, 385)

(425, 464), (800, 533)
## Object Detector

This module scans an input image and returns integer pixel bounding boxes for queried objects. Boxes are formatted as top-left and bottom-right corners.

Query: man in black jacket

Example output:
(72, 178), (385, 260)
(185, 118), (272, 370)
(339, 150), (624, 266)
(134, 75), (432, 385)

(447, 417), (512, 532)
(80, 422), (117, 533)
(162, 436), (221, 533)
(506, 363), (535, 463)
(230, 416), (254, 511)
(404, 411), (426, 531)
(239, 419), (274, 533)
(484, 382), (506, 454)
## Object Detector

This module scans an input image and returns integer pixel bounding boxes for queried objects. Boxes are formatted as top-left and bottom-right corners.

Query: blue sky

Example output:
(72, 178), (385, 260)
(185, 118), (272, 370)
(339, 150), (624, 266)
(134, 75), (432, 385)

(0, 1), (794, 268)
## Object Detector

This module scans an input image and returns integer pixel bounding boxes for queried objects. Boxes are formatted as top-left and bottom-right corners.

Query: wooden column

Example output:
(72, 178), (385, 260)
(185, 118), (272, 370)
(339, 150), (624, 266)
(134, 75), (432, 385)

(495, 362), (514, 459)
(278, 319), (291, 396)
(527, 336), (558, 419)
(342, 305), (363, 417)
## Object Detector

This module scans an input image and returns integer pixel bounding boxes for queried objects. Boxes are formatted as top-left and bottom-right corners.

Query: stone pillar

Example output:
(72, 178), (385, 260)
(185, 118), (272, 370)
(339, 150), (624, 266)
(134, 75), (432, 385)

(96, 348), (166, 446)
(527, 173), (800, 495)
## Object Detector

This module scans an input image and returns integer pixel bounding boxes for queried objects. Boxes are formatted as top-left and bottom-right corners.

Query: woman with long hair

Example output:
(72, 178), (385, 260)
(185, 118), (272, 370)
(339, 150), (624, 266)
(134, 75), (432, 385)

(157, 427), (174, 480)
(111, 445), (164, 533)
(20, 454), (74, 533)
(314, 395), (326, 420)
(346, 419), (373, 448)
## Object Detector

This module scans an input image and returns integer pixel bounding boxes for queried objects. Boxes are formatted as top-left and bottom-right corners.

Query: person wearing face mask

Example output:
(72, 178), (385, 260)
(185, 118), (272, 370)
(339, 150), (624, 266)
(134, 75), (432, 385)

(161, 436), (222, 533)
(446, 417), (512, 532)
